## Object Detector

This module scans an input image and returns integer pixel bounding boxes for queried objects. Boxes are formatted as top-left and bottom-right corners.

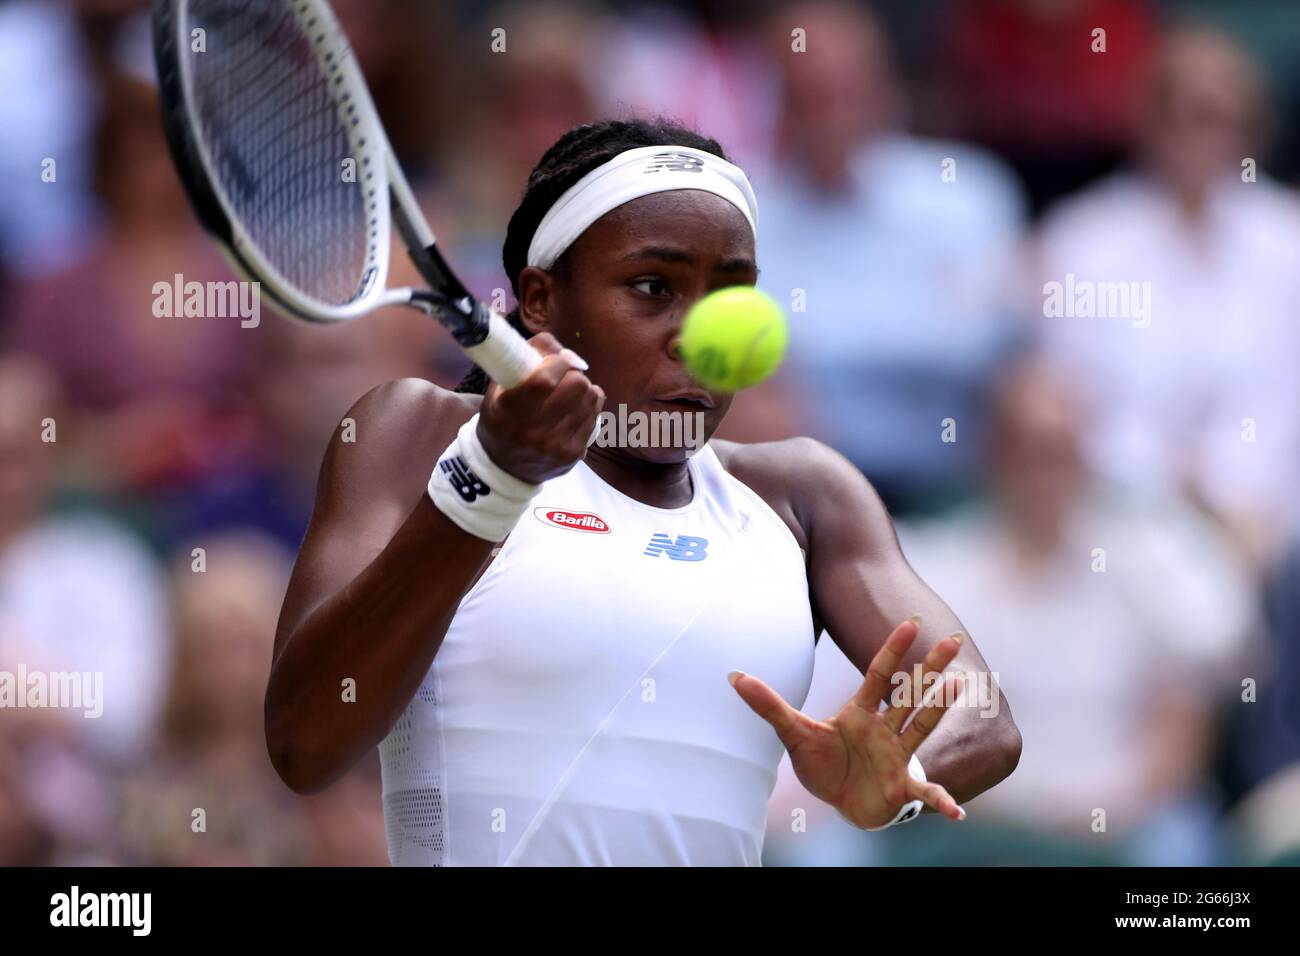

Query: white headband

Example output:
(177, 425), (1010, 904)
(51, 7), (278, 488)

(526, 145), (759, 270)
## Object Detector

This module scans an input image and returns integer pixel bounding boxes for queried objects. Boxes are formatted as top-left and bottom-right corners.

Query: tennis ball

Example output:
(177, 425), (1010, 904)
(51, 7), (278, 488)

(678, 287), (788, 392)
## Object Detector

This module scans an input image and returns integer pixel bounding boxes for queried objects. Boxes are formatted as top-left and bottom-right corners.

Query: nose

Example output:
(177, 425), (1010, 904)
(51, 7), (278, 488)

(666, 302), (691, 363)
(667, 330), (685, 363)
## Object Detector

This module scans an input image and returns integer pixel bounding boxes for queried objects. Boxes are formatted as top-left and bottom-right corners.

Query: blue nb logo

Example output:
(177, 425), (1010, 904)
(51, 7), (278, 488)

(643, 533), (709, 562)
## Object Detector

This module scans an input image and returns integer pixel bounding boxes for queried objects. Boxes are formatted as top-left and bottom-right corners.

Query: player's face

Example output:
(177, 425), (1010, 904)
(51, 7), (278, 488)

(545, 190), (758, 463)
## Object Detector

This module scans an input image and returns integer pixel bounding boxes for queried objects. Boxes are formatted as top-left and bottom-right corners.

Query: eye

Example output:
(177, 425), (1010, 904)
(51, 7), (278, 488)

(630, 277), (671, 297)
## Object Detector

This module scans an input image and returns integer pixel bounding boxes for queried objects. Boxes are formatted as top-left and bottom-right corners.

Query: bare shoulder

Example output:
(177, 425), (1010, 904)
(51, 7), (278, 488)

(710, 436), (892, 553)
(346, 377), (479, 456)
(320, 377), (481, 507)
(711, 435), (862, 498)
(709, 436), (838, 550)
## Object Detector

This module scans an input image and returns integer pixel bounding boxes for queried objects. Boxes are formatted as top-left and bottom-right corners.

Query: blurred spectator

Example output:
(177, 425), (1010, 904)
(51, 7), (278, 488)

(935, 0), (1157, 216)
(165, 310), (447, 554)
(1221, 531), (1300, 864)
(0, 0), (100, 283)
(0, 353), (171, 764)
(1238, 536), (1300, 783)
(754, 0), (1027, 514)
(766, 359), (1258, 866)
(1227, 762), (1300, 866)
(117, 531), (314, 865)
(429, 1), (602, 305)
(5, 70), (254, 495)
(0, 729), (57, 865)
(1033, 24), (1300, 568)
(901, 360), (1256, 863)
(592, 0), (778, 170)
(332, 0), (451, 179)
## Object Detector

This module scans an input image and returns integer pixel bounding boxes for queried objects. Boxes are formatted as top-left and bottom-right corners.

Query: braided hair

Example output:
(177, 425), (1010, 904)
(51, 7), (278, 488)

(454, 117), (729, 394)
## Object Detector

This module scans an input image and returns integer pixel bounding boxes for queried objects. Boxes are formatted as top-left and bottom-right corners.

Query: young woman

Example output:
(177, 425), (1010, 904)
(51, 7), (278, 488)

(265, 118), (1021, 866)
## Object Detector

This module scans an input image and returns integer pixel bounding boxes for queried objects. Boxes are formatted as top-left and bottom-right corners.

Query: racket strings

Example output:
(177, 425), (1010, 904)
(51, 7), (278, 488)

(186, 0), (374, 306)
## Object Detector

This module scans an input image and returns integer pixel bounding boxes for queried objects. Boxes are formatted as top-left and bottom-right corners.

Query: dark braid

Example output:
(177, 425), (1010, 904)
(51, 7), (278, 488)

(454, 117), (730, 394)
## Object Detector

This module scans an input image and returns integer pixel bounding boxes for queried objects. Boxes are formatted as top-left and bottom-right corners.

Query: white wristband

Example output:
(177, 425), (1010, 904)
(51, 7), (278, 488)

(864, 754), (927, 831)
(428, 414), (540, 542)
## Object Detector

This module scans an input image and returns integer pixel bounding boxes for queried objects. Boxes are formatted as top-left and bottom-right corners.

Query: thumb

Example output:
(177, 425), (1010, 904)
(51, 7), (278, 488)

(728, 670), (816, 750)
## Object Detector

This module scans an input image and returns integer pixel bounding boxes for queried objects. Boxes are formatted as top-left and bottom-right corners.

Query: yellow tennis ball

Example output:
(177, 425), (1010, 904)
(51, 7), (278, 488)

(679, 287), (788, 392)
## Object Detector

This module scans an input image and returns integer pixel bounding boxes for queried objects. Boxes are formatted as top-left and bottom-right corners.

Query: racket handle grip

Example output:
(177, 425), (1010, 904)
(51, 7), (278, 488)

(464, 310), (600, 447)
(463, 311), (545, 389)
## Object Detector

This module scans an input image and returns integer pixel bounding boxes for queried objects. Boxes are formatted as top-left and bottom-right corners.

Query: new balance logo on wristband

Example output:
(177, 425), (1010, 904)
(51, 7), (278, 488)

(428, 415), (539, 543)
(440, 455), (490, 503)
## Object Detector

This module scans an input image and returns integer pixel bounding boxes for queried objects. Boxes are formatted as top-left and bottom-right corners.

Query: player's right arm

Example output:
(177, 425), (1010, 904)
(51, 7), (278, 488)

(265, 334), (602, 794)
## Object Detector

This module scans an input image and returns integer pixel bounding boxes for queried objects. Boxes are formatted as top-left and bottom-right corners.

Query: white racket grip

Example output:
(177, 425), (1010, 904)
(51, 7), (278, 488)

(463, 311), (545, 389)
(463, 310), (601, 446)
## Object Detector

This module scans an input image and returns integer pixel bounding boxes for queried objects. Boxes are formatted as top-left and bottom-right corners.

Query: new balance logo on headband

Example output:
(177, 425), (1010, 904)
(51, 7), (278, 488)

(642, 152), (706, 174)
(440, 455), (490, 503)
(644, 533), (709, 561)
(527, 145), (757, 270)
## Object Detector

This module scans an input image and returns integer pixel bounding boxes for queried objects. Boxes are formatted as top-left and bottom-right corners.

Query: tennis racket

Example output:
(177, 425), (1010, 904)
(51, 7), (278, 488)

(151, 0), (547, 389)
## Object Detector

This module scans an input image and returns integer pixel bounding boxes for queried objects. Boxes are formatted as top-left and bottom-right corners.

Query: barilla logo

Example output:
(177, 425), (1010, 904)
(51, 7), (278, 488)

(534, 508), (611, 533)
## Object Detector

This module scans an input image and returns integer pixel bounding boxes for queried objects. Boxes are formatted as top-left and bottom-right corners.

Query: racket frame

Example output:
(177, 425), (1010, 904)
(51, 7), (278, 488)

(153, 0), (545, 385)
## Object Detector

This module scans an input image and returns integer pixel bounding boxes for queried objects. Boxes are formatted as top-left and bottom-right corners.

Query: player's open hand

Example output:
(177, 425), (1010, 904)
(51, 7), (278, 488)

(729, 617), (966, 829)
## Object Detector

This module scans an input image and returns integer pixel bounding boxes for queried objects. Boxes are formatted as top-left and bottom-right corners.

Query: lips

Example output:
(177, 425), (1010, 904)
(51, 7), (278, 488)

(656, 390), (716, 410)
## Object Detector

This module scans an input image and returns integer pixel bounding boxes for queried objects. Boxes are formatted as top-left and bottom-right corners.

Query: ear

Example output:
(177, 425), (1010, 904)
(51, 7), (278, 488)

(516, 266), (557, 336)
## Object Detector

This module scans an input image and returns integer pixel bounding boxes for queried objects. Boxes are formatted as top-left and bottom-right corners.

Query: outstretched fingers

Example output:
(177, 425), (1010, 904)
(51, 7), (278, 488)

(899, 671), (966, 753)
(851, 616), (922, 714)
(883, 630), (964, 734)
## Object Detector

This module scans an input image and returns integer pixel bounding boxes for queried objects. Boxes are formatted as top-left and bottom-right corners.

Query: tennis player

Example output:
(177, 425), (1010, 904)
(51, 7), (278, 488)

(265, 118), (1022, 866)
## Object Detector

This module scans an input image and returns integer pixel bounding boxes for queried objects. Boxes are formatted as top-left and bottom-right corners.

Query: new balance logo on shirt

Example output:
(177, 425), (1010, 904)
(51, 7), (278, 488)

(440, 455), (490, 503)
(643, 533), (709, 561)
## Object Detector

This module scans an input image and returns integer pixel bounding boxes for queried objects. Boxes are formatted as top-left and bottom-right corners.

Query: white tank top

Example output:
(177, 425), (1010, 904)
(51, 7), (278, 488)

(379, 443), (816, 866)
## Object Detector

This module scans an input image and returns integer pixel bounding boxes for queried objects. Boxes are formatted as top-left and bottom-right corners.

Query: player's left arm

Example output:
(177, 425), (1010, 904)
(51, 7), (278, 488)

(789, 437), (1022, 804)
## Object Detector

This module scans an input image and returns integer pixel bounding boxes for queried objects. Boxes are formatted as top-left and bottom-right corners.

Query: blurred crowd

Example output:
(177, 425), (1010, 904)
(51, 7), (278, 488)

(1, 0), (1298, 866)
